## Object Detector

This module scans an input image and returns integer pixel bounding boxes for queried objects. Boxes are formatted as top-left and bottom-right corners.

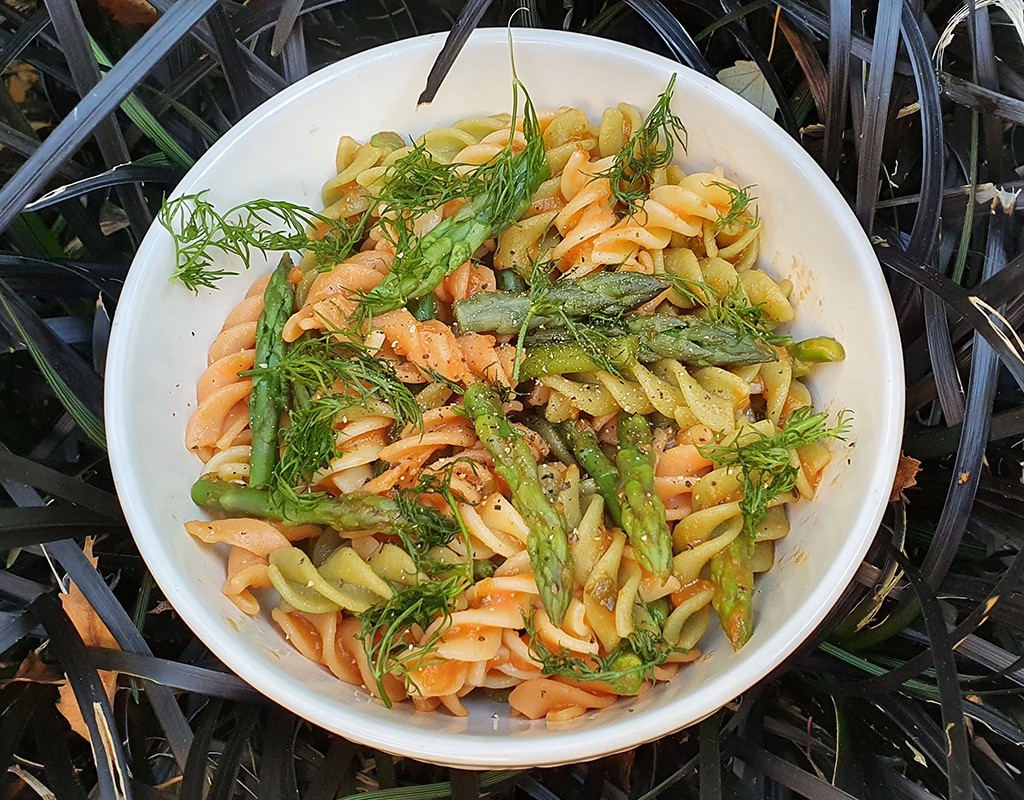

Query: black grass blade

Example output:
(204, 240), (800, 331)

(271, 0), (305, 57)
(854, 0), (900, 231)
(731, 739), (858, 799)
(939, 72), (1024, 126)
(821, 0), (850, 178)
(44, 537), (195, 767)
(889, 548), (971, 800)
(0, 9), (50, 73)
(917, 215), (1005, 588)
(622, 0), (714, 78)
(698, 711), (722, 800)
(418, 0), (494, 106)
(31, 705), (90, 800)
(25, 164), (185, 213)
(86, 647), (264, 703)
(0, 0), (220, 237)
(258, 706), (299, 800)
(302, 738), (357, 800)
(208, 4), (263, 119)
(0, 279), (105, 447)
(207, 704), (261, 800)
(877, 243), (1024, 394)
(0, 449), (122, 517)
(179, 699), (224, 800)
(281, 16), (309, 85)
(42, 0), (151, 242)
(900, 5), (944, 263)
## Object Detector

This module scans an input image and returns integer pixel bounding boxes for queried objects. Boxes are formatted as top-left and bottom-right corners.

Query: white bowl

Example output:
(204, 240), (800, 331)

(105, 28), (903, 768)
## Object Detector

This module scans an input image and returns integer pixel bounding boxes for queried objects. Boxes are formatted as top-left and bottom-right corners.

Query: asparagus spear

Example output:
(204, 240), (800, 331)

(709, 535), (755, 649)
(519, 319), (773, 381)
(616, 414), (672, 578)
(193, 477), (406, 532)
(248, 255), (294, 489)
(626, 315), (776, 367)
(519, 337), (639, 381)
(453, 272), (670, 335)
(527, 415), (578, 468)
(463, 382), (573, 625)
(357, 137), (548, 317)
(788, 336), (845, 377)
(558, 422), (623, 528)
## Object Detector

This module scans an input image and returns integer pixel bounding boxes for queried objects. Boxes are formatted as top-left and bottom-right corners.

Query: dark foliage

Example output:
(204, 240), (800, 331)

(0, 1), (1021, 798)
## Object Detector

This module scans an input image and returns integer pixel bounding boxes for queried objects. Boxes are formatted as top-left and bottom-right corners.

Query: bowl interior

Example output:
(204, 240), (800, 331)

(105, 28), (903, 768)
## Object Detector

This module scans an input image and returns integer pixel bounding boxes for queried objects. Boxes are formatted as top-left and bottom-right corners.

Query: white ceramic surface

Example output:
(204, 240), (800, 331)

(105, 29), (904, 768)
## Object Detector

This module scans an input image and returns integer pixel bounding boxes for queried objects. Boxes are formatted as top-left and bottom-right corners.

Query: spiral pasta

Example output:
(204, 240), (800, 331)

(185, 274), (268, 461)
(179, 84), (849, 723)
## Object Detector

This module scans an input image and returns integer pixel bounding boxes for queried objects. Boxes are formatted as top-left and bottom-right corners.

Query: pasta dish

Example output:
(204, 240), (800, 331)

(168, 76), (850, 721)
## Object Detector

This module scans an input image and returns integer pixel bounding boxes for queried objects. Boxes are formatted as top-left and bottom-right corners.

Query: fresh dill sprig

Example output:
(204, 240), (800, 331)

(664, 275), (789, 350)
(258, 334), (422, 430)
(375, 144), (481, 216)
(272, 395), (356, 496)
(599, 74), (687, 216)
(359, 461), (478, 706)
(524, 603), (674, 693)
(699, 406), (853, 536)
(710, 181), (760, 233)
(248, 332), (421, 505)
(353, 46), (547, 320)
(392, 457), (480, 573)
(393, 490), (462, 570)
(160, 192), (365, 292)
(421, 369), (466, 396)
(358, 573), (471, 708)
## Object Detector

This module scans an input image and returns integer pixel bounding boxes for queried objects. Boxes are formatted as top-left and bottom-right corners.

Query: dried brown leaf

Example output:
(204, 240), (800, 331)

(889, 453), (922, 502)
(55, 539), (120, 740)
(95, 0), (158, 26)
(10, 651), (64, 686)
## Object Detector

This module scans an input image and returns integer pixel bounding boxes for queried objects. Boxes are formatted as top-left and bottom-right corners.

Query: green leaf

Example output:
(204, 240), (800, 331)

(717, 60), (780, 118)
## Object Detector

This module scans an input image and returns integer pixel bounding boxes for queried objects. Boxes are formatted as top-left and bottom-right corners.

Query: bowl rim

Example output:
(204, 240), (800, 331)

(105, 26), (905, 768)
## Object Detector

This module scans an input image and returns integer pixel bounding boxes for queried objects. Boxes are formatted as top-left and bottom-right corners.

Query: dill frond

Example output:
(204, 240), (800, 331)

(375, 144), (480, 216)
(700, 406), (853, 536)
(710, 181), (760, 233)
(260, 334), (422, 431)
(358, 573), (471, 707)
(524, 603), (674, 692)
(599, 75), (687, 216)
(663, 275), (789, 350)
(160, 192), (366, 292)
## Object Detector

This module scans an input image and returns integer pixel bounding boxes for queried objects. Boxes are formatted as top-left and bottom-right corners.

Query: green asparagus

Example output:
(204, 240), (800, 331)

(709, 535), (755, 650)
(519, 337), (639, 381)
(616, 414), (672, 578)
(559, 422), (623, 528)
(193, 477), (406, 532)
(463, 382), (573, 625)
(518, 313), (774, 381)
(453, 272), (669, 335)
(627, 314), (776, 367)
(788, 336), (846, 377)
(248, 256), (294, 489)
(527, 416), (578, 468)
(357, 127), (548, 317)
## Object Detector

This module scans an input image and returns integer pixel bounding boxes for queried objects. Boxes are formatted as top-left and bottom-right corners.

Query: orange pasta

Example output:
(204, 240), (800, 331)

(179, 88), (848, 723)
